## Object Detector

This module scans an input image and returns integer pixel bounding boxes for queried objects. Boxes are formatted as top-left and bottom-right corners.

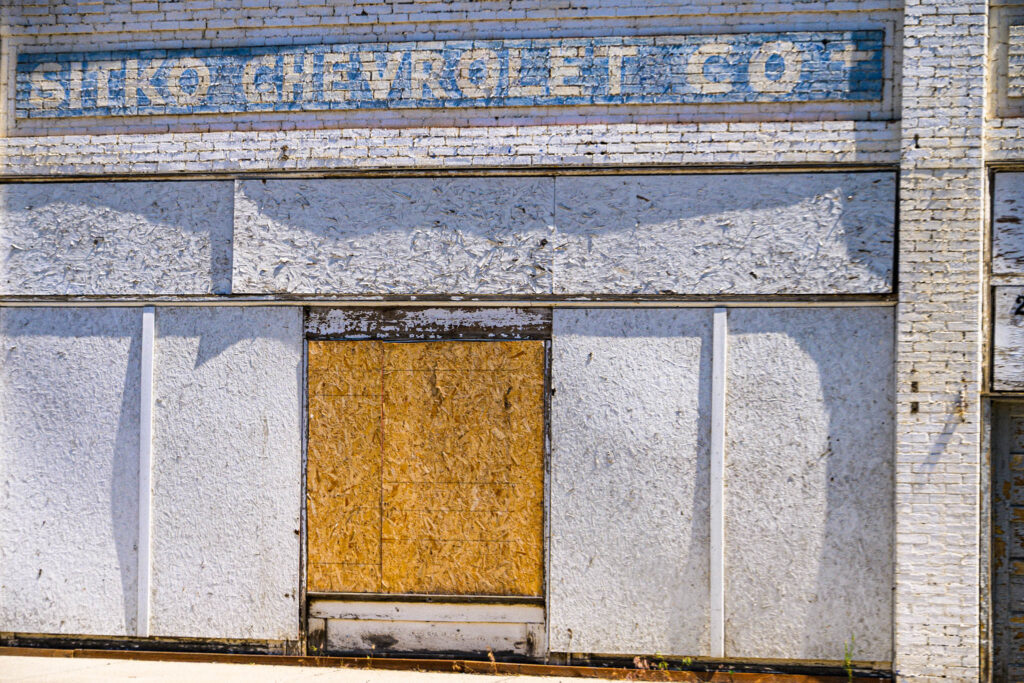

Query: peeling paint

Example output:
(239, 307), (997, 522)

(306, 307), (551, 339)
(994, 173), (1024, 276)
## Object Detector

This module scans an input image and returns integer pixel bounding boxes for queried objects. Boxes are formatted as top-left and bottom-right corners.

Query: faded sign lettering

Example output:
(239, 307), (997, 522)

(16, 31), (884, 119)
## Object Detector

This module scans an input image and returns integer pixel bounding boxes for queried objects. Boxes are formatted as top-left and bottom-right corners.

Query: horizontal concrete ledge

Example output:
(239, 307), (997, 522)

(0, 163), (901, 183)
(0, 647), (892, 681)
(0, 297), (898, 308)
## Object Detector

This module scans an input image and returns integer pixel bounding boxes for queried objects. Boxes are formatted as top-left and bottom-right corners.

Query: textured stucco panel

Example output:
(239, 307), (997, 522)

(0, 182), (233, 296)
(724, 307), (894, 661)
(150, 306), (302, 641)
(553, 173), (895, 295)
(0, 307), (141, 636)
(994, 173), (1024, 276)
(549, 308), (711, 656)
(232, 178), (553, 295)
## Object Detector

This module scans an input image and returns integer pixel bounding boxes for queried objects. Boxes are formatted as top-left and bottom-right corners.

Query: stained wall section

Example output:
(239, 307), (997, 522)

(0, 307), (141, 636)
(150, 307), (302, 641)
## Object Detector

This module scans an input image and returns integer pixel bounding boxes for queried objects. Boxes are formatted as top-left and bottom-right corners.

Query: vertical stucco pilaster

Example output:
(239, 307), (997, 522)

(896, 0), (987, 680)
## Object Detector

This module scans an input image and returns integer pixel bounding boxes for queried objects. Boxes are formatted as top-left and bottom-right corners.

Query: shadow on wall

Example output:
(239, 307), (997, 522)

(548, 308), (713, 656)
(552, 173), (894, 294)
(724, 307), (895, 662)
(554, 308), (894, 661)
(234, 172), (894, 296)
(1, 308), (142, 635)
(0, 182), (234, 295)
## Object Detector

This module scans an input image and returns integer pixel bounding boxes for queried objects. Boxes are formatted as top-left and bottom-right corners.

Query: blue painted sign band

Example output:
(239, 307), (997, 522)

(16, 31), (884, 119)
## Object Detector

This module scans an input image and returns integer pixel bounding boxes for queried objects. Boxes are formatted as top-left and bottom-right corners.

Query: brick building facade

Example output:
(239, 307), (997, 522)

(0, 1), (1020, 681)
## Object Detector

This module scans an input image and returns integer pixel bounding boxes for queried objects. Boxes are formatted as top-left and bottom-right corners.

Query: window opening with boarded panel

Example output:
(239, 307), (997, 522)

(307, 340), (545, 597)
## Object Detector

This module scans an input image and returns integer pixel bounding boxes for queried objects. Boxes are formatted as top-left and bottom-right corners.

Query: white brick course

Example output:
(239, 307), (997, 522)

(0, 121), (900, 177)
(895, 1), (987, 680)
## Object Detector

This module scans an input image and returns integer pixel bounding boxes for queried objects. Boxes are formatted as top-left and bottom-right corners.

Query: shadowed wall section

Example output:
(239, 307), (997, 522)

(0, 307), (141, 636)
(548, 307), (894, 661)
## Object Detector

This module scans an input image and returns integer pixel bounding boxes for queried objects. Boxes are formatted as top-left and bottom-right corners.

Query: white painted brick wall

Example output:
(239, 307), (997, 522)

(0, 0), (902, 136)
(0, 121), (901, 177)
(0, 0), (1009, 678)
(895, 0), (987, 680)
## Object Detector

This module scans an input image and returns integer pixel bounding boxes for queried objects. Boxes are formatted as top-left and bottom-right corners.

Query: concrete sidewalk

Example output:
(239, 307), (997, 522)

(0, 656), (577, 683)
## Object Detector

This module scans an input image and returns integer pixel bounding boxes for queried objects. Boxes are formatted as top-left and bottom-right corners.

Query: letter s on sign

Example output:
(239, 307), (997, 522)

(29, 62), (66, 111)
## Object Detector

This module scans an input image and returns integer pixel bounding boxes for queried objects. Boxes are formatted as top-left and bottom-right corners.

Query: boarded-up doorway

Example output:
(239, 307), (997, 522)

(993, 402), (1024, 680)
(306, 340), (545, 599)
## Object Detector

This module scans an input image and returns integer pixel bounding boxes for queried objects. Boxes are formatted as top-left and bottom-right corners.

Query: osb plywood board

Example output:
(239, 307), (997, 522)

(307, 340), (544, 597)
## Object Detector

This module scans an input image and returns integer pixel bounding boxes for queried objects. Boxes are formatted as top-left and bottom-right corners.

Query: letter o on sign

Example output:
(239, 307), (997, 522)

(748, 41), (804, 95)
(166, 57), (211, 106)
(457, 48), (500, 99)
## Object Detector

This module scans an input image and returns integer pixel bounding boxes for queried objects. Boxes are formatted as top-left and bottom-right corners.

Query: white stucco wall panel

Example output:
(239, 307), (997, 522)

(994, 173), (1024, 276)
(232, 178), (553, 295)
(0, 307), (141, 636)
(150, 306), (302, 641)
(0, 182), (233, 296)
(549, 308), (712, 656)
(553, 173), (895, 295)
(724, 307), (894, 661)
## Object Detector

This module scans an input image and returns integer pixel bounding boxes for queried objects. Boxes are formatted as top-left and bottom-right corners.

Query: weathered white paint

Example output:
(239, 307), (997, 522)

(232, 178), (554, 295)
(305, 306), (550, 338)
(323, 616), (544, 657)
(549, 308), (712, 656)
(993, 173), (1024, 277)
(0, 307), (141, 636)
(0, 182), (234, 296)
(552, 173), (895, 295)
(149, 306), (302, 641)
(311, 602), (546, 656)
(710, 307), (727, 658)
(724, 307), (894, 661)
(992, 287), (1024, 391)
(309, 600), (544, 623)
(137, 306), (154, 638)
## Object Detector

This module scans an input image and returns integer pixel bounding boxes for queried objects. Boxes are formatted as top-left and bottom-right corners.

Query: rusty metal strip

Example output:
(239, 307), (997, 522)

(0, 647), (892, 681)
